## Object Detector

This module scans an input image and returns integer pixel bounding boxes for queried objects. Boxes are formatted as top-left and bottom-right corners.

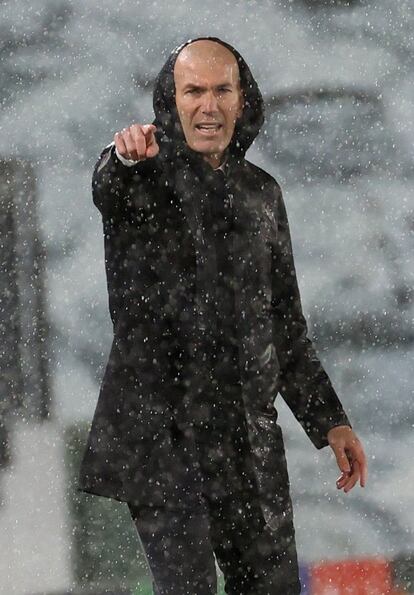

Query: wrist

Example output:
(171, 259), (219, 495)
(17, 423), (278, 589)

(114, 144), (140, 166)
(327, 424), (353, 441)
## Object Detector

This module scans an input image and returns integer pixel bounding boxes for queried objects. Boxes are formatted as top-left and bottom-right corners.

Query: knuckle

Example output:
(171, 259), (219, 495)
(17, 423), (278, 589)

(133, 125), (144, 138)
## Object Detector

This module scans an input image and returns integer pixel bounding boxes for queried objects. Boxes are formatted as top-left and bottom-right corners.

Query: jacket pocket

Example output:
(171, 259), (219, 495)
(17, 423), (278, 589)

(245, 409), (294, 531)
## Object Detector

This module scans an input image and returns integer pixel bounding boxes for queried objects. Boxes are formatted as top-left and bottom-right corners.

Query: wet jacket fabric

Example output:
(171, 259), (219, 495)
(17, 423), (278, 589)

(78, 36), (351, 513)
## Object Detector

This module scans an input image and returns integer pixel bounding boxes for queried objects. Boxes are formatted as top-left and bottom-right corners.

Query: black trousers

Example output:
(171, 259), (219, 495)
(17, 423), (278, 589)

(128, 345), (301, 595)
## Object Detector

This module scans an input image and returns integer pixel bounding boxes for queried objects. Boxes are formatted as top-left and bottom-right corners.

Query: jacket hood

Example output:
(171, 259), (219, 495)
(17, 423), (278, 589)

(152, 36), (265, 163)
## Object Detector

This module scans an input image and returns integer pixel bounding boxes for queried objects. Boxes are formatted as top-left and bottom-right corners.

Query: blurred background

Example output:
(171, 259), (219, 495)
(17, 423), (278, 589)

(0, 0), (413, 593)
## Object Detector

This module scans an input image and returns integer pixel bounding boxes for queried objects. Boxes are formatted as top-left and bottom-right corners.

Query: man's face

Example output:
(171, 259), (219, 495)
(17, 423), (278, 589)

(173, 40), (244, 168)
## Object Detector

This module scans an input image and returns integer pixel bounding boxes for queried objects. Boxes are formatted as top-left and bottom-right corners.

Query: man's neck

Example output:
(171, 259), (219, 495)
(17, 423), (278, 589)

(203, 151), (227, 170)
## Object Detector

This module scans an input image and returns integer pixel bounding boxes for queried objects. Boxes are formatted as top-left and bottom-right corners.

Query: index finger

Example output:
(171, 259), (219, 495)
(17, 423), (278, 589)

(129, 126), (147, 160)
(142, 124), (157, 136)
(343, 460), (361, 493)
(332, 444), (352, 475)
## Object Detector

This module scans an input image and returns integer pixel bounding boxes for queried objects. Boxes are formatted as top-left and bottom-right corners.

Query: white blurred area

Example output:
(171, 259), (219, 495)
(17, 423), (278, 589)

(0, 420), (71, 595)
(0, 0), (413, 593)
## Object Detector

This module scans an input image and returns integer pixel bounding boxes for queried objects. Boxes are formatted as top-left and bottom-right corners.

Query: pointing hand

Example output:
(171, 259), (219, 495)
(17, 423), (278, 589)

(114, 123), (159, 161)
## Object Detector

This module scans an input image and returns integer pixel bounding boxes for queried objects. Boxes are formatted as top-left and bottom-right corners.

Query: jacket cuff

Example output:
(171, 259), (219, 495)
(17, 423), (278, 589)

(114, 144), (141, 167)
(307, 411), (353, 450)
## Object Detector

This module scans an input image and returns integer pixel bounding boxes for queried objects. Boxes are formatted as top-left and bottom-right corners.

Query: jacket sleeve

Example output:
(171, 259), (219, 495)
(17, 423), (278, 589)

(91, 143), (149, 223)
(92, 143), (156, 327)
(271, 182), (352, 449)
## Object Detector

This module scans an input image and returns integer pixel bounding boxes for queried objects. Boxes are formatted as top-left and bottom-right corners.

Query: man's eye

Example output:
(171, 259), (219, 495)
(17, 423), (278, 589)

(218, 88), (231, 93)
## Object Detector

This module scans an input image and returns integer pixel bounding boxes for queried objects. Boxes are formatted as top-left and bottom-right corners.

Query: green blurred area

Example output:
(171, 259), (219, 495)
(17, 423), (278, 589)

(131, 576), (225, 594)
(65, 422), (150, 592)
(131, 577), (225, 594)
(65, 421), (226, 594)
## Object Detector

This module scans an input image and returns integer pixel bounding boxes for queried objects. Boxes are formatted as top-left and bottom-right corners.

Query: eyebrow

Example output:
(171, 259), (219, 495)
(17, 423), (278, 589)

(182, 81), (235, 91)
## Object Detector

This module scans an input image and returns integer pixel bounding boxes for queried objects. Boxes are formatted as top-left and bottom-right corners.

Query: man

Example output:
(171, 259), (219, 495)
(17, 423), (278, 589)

(79, 37), (367, 594)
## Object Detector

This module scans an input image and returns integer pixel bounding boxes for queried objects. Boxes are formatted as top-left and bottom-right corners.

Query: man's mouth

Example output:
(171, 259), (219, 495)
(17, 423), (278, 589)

(195, 123), (223, 135)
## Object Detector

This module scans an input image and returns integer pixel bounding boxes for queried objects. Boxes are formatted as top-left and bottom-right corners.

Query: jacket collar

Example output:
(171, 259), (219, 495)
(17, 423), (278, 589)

(213, 157), (227, 173)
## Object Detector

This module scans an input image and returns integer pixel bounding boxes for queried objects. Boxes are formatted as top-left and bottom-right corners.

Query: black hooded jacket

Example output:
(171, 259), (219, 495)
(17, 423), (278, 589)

(78, 37), (351, 506)
(151, 39), (260, 358)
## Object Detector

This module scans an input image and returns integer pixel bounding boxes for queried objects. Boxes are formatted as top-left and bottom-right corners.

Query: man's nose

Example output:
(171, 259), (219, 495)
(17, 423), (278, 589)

(201, 90), (219, 113)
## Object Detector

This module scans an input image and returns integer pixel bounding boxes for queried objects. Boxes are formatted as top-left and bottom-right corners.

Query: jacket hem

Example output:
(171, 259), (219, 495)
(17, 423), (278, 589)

(77, 483), (128, 504)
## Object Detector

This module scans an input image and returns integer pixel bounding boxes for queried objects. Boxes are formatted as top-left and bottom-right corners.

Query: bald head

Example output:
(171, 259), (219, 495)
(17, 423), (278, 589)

(173, 39), (244, 168)
(175, 39), (240, 80)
